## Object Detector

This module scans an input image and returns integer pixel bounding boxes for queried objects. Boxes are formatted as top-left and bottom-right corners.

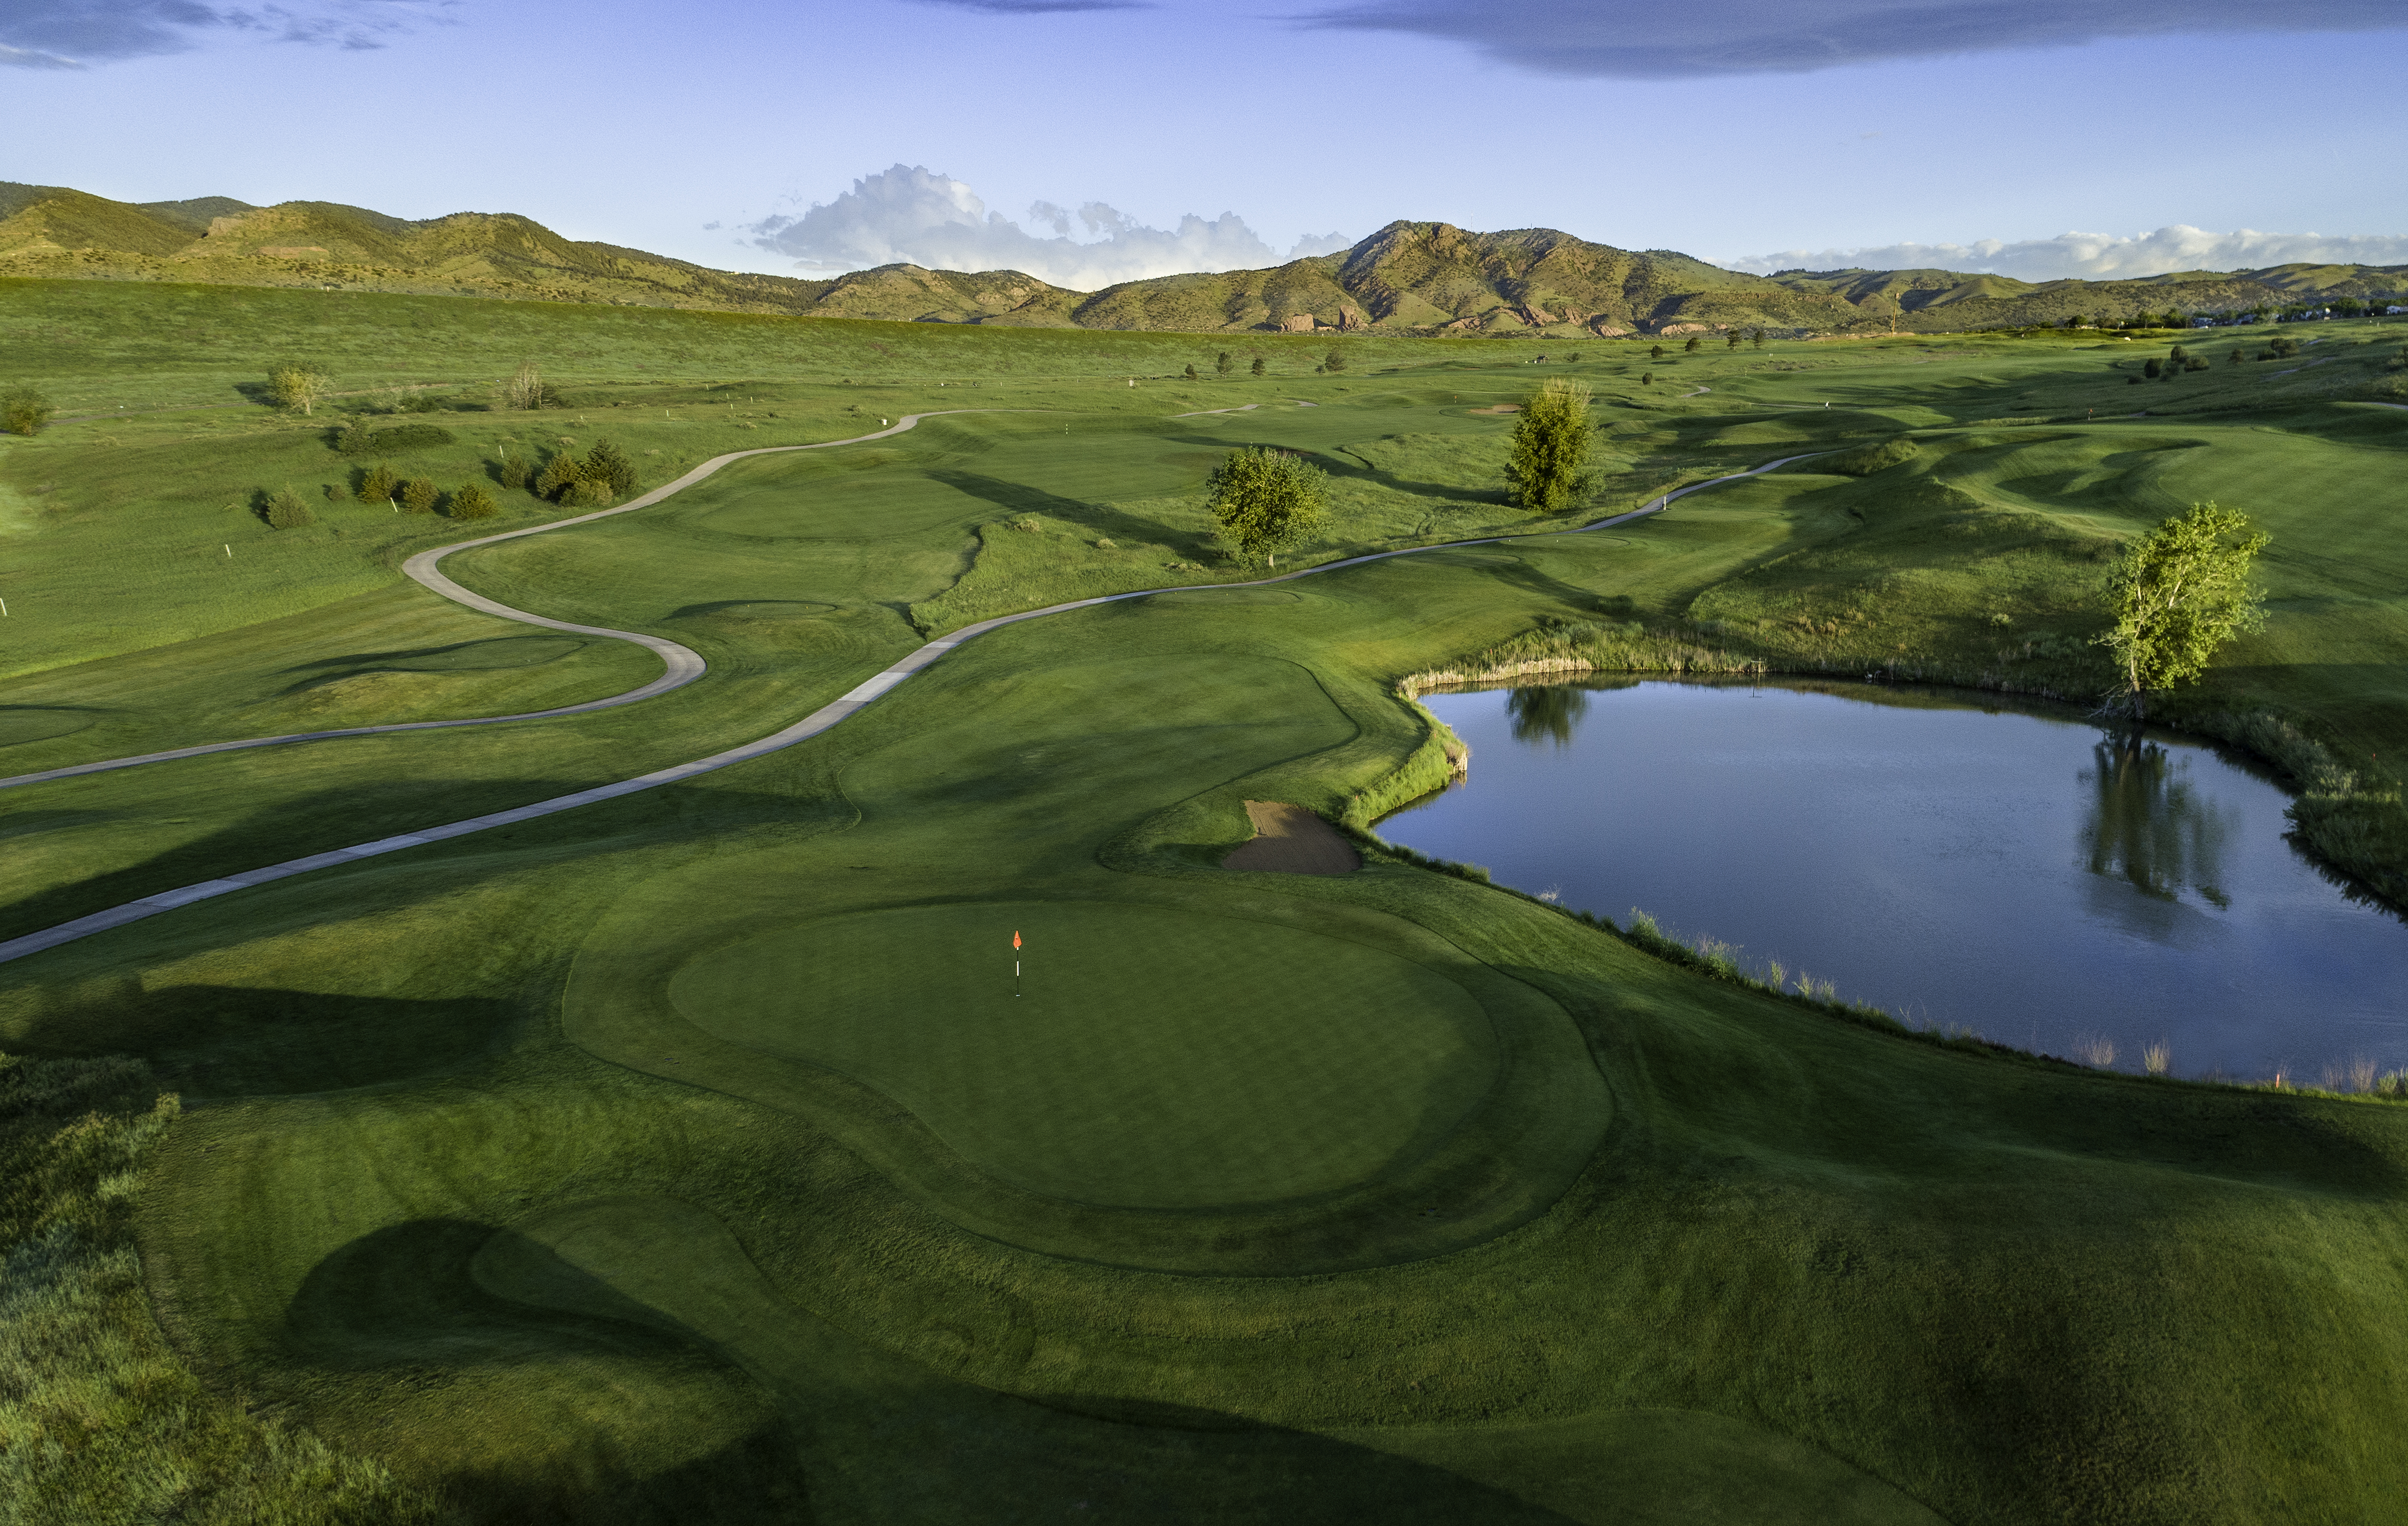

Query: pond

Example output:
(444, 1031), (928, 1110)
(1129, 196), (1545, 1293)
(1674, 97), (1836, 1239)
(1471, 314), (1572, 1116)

(1384, 679), (2408, 1084)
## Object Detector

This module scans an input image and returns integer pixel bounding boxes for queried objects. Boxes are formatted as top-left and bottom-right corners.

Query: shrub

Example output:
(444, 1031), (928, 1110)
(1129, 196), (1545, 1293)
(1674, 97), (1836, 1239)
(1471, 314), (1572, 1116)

(262, 487), (314, 529)
(355, 463), (398, 504)
(1183, 364), (1200, 380)
(532, 450), (584, 501)
(2185, 356), (2211, 372)
(266, 362), (330, 415)
(496, 362), (564, 410)
(447, 482), (498, 519)
(1250, 357), (1266, 376)
(1641, 372), (1653, 386)
(1216, 351), (1233, 374)
(1821, 437), (1920, 476)
(400, 478), (438, 515)
(1324, 348), (1347, 373)
(1684, 336), (1701, 352)
(3, 386), (54, 435)
(583, 439), (638, 498)
(2268, 335), (2301, 359)
(2145, 358), (2164, 379)
(563, 477), (614, 508)
(498, 452), (529, 490)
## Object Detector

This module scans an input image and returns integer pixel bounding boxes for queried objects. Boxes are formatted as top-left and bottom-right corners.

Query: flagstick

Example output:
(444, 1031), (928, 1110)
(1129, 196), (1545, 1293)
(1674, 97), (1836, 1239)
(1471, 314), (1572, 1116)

(1015, 958), (1021, 998)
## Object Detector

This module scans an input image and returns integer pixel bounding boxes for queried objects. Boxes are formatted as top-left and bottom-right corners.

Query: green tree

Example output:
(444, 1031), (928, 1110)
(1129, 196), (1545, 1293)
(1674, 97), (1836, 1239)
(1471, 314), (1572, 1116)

(1726, 333), (1742, 350)
(3, 386), (55, 436)
(1324, 348), (1347, 373)
(1683, 336), (1701, 353)
(355, 463), (398, 505)
(2094, 501), (2270, 721)
(533, 448), (585, 501)
(1216, 351), (1233, 375)
(498, 452), (529, 490)
(266, 363), (330, 416)
(400, 478), (439, 515)
(1205, 447), (1329, 568)
(1503, 378), (1598, 514)
(1184, 364), (1200, 380)
(1649, 344), (1666, 360)
(1641, 372), (1653, 386)
(582, 439), (638, 499)
(262, 487), (314, 529)
(1750, 329), (1766, 349)
(448, 482), (499, 520)
(1250, 356), (1266, 377)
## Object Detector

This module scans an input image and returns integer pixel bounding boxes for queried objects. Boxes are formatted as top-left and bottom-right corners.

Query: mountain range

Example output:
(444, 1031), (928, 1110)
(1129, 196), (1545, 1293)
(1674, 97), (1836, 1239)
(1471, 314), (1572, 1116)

(5, 181), (2402, 339)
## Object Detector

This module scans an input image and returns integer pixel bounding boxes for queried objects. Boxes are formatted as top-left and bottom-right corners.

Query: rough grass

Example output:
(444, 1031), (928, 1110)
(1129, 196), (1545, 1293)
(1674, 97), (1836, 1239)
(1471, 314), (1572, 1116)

(0, 1053), (437, 1524)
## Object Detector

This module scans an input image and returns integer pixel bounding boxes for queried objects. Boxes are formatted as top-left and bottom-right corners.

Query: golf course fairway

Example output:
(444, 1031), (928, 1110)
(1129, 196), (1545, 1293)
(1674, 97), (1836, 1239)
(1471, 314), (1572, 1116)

(6, 281), (2408, 1524)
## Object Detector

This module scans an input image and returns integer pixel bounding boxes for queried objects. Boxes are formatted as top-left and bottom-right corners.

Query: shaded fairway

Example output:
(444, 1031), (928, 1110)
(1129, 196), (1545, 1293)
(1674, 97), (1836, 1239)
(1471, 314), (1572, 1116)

(5, 288), (2408, 1523)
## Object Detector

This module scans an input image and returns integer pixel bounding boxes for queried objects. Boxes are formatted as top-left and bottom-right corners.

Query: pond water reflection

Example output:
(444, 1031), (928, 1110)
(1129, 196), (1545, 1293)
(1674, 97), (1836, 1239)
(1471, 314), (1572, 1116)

(1386, 679), (2408, 1082)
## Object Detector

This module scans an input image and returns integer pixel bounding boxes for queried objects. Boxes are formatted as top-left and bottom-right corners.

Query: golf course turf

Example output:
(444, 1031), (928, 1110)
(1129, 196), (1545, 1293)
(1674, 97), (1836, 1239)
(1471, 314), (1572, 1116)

(6, 281), (2408, 1522)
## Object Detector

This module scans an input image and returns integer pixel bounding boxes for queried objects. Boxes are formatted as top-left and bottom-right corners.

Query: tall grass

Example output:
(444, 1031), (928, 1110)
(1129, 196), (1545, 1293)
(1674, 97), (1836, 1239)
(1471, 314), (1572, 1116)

(0, 1052), (436, 1525)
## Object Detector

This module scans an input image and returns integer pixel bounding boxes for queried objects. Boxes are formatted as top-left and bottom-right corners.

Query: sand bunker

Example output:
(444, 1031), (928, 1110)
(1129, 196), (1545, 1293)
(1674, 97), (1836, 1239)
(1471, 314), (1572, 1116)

(1222, 801), (1360, 876)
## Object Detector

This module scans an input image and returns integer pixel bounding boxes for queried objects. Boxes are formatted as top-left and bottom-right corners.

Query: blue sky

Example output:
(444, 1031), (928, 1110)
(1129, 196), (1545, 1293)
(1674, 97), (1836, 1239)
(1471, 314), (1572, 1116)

(6, 0), (2405, 285)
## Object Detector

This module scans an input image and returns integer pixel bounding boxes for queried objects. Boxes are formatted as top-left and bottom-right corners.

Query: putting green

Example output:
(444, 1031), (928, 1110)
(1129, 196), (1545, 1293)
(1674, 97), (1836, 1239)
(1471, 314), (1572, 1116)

(667, 900), (1497, 1209)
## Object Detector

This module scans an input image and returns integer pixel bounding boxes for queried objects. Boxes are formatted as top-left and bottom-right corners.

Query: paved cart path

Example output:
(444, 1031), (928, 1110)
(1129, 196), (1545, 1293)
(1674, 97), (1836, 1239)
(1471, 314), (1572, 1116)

(0, 428), (1821, 966)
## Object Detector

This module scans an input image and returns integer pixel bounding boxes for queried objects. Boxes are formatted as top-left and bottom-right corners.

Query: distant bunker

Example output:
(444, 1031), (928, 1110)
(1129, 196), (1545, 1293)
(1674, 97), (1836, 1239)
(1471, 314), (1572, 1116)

(1223, 801), (1360, 876)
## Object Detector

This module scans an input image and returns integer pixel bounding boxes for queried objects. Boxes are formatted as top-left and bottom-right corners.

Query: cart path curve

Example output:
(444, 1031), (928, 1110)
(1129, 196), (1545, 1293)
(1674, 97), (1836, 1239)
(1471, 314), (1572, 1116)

(0, 411), (996, 794)
(0, 447), (1822, 966)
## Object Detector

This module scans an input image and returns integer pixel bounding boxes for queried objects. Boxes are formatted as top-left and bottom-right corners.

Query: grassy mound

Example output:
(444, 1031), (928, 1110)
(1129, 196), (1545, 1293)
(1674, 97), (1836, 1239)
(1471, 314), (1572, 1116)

(668, 901), (1493, 1209)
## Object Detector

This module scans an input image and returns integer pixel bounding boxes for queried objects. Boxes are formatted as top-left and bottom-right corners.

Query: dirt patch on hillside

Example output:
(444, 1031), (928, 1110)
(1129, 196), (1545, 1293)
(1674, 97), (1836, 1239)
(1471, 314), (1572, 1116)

(1468, 405), (1521, 415)
(1222, 801), (1359, 876)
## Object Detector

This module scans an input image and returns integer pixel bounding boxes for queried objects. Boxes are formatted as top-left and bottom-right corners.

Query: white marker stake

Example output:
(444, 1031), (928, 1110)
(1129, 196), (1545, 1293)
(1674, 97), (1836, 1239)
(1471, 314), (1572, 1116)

(223, 544), (231, 557)
(1, 598), (8, 616)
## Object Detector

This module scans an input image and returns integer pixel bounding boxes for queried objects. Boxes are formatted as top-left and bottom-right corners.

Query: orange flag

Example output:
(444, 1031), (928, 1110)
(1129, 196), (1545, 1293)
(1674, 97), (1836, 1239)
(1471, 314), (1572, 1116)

(1012, 930), (1022, 950)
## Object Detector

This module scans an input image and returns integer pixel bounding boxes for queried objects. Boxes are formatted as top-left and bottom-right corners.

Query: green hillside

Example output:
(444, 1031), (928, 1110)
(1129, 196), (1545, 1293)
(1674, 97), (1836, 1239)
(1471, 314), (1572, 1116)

(11, 182), (2405, 341)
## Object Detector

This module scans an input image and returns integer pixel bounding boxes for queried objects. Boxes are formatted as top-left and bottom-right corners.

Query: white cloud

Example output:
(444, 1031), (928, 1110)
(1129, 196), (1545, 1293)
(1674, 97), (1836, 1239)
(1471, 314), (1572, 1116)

(747, 164), (1334, 290)
(1288, 230), (1356, 259)
(1725, 226), (2408, 281)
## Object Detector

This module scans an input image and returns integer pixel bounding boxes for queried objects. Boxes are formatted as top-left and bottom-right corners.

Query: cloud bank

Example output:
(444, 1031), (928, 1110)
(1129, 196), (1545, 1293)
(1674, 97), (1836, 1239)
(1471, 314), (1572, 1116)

(1726, 226), (2408, 281)
(746, 165), (1352, 290)
(1301, 0), (2402, 77)
(1, 0), (437, 68)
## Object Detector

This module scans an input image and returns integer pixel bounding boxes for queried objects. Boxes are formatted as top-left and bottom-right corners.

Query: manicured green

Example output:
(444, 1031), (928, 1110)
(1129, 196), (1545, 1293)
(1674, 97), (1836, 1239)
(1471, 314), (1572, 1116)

(5, 282), (2408, 1523)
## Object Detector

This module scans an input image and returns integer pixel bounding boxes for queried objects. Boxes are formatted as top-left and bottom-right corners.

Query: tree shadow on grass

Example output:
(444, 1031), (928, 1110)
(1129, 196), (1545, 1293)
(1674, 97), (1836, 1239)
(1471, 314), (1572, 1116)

(0, 774), (848, 963)
(16, 984), (526, 1097)
(927, 469), (1178, 547)
(1162, 430), (1510, 507)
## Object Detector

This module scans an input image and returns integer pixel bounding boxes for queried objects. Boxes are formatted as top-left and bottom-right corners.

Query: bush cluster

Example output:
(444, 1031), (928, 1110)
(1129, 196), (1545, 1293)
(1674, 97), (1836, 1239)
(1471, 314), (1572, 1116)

(530, 439), (637, 507)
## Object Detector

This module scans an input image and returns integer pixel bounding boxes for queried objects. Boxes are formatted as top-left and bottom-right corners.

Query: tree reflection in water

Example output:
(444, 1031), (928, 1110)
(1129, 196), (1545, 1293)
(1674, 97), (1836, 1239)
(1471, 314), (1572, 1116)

(1506, 685), (1590, 748)
(2079, 731), (2234, 906)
